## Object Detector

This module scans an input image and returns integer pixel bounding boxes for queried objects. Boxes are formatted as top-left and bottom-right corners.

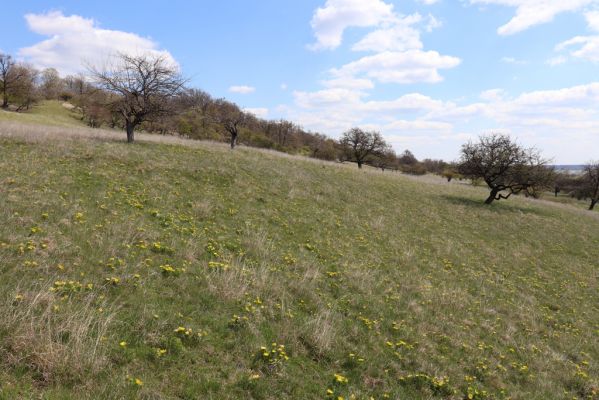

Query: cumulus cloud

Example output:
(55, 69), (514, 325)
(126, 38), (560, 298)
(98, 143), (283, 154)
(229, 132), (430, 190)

(229, 85), (256, 94)
(308, 0), (395, 50)
(470, 0), (594, 35)
(352, 13), (424, 52)
(553, 10), (599, 63)
(285, 81), (599, 162)
(331, 50), (461, 84)
(307, 0), (458, 85)
(244, 107), (269, 118)
(19, 11), (176, 75)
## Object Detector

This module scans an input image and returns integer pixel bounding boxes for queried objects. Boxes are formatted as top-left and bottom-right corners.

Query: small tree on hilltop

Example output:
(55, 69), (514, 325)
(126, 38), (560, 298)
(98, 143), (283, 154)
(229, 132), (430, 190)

(582, 162), (599, 210)
(458, 133), (554, 204)
(89, 53), (186, 143)
(340, 128), (388, 169)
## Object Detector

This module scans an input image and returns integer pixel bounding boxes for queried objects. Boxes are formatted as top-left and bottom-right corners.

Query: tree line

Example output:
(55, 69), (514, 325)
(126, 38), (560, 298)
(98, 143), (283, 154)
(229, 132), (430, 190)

(1, 52), (597, 208)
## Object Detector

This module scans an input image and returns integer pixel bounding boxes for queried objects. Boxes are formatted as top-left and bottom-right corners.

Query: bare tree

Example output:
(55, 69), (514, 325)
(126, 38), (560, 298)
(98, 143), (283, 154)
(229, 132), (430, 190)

(458, 133), (554, 204)
(0, 53), (27, 109)
(582, 162), (599, 210)
(209, 99), (247, 149)
(340, 128), (388, 169)
(89, 53), (186, 143)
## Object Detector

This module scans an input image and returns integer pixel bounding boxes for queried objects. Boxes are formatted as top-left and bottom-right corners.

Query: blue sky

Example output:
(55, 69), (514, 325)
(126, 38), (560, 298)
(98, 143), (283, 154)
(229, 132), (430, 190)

(1, 0), (599, 163)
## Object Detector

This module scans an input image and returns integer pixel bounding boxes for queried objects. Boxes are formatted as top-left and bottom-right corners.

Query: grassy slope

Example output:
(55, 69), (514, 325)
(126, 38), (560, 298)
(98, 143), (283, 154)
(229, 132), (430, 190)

(0, 101), (85, 128)
(0, 129), (597, 400)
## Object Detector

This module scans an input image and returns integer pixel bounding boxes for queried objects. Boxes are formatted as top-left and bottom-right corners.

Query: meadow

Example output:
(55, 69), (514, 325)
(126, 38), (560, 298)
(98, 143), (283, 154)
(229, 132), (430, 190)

(0, 113), (597, 399)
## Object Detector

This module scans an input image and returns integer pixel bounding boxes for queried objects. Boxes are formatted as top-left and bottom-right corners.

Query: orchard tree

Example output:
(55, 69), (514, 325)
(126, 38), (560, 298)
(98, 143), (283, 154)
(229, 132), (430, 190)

(10, 64), (39, 111)
(209, 99), (247, 149)
(0, 53), (27, 109)
(582, 162), (599, 210)
(458, 133), (554, 204)
(89, 53), (186, 143)
(340, 128), (388, 169)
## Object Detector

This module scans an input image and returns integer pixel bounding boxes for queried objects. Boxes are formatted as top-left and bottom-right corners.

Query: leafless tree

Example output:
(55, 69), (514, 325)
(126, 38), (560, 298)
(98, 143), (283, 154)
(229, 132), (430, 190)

(89, 53), (186, 143)
(340, 128), (388, 169)
(582, 162), (599, 210)
(458, 133), (554, 204)
(0, 53), (27, 109)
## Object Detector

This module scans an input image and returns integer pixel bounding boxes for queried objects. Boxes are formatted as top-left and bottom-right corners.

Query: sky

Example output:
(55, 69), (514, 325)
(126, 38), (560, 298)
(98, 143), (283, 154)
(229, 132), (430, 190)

(1, 0), (599, 163)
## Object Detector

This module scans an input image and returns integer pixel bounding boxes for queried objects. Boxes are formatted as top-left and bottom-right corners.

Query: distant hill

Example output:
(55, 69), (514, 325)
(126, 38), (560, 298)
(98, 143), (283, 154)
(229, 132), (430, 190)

(553, 164), (585, 174)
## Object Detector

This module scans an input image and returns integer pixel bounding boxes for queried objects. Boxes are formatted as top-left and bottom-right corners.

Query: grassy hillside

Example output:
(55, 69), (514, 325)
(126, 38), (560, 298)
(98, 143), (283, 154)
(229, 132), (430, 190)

(0, 125), (597, 400)
(0, 101), (85, 128)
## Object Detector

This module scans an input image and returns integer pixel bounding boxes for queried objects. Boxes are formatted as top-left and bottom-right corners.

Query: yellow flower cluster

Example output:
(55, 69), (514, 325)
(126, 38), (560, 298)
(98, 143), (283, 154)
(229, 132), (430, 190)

(259, 343), (289, 366)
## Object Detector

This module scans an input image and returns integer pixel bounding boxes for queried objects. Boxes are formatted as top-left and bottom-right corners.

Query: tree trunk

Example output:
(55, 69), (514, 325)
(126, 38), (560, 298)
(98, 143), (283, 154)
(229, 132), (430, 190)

(357, 161), (363, 169)
(590, 199), (598, 210)
(485, 189), (498, 205)
(230, 131), (238, 149)
(1, 85), (8, 109)
(126, 121), (135, 143)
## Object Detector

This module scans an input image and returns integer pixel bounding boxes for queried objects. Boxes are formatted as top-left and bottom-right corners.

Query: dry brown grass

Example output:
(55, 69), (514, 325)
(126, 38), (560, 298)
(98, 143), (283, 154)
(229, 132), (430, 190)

(1, 281), (115, 386)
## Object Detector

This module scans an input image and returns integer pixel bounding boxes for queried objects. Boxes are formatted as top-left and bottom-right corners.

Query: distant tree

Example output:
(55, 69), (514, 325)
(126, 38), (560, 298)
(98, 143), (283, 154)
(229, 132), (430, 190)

(372, 147), (397, 171)
(209, 99), (247, 149)
(458, 133), (554, 204)
(10, 64), (39, 111)
(398, 150), (418, 165)
(582, 162), (599, 210)
(40, 68), (63, 100)
(89, 53), (186, 143)
(0, 53), (27, 109)
(441, 167), (457, 182)
(340, 128), (388, 169)
(421, 158), (448, 174)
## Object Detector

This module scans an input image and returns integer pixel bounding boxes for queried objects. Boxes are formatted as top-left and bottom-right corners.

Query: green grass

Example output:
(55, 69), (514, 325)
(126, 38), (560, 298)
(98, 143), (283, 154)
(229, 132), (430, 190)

(0, 126), (597, 400)
(0, 101), (85, 127)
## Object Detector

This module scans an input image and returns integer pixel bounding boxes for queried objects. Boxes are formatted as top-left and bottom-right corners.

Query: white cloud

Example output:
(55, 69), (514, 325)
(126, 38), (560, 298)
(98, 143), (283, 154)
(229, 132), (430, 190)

(553, 11), (599, 63)
(425, 14), (443, 32)
(332, 50), (461, 84)
(556, 33), (599, 62)
(352, 13), (423, 52)
(308, 0), (395, 50)
(585, 10), (599, 30)
(546, 55), (567, 66)
(470, 0), (594, 35)
(284, 81), (599, 162)
(480, 88), (506, 101)
(280, 83), (288, 90)
(501, 56), (528, 65)
(19, 11), (176, 75)
(321, 77), (375, 90)
(419, 0), (440, 4)
(383, 119), (452, 131)
(229, 85), (256, 94)
(244, 107), (269, 118)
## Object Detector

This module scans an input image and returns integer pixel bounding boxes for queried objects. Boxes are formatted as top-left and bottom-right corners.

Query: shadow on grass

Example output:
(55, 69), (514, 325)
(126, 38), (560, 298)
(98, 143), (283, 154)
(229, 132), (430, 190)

(439, 194), (549, 216)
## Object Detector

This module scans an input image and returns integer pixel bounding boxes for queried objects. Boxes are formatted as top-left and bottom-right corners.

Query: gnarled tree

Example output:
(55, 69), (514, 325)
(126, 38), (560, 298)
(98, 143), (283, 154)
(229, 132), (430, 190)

(340, 128), (388, 169)
(458, 133), (554, 204)
(89, 53), (186, 143)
